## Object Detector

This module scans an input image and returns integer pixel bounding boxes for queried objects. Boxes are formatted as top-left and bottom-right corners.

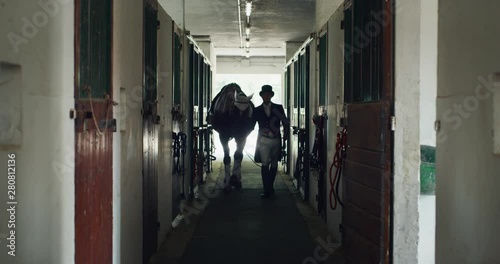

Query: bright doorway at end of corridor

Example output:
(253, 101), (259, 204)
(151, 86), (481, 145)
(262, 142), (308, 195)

(211, 74), (283, 161)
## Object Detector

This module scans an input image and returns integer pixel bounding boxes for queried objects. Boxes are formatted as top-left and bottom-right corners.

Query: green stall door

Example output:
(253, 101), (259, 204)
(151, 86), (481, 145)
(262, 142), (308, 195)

(420, 145), (436, 194)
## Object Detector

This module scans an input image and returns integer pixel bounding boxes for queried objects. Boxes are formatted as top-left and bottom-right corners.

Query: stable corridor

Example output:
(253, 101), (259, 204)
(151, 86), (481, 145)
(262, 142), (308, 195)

(152, 161), (346, 264)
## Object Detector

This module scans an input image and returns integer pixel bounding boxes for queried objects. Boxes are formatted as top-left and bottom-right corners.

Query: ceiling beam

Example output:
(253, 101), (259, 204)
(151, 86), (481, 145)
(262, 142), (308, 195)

(215, 47), (286, 57)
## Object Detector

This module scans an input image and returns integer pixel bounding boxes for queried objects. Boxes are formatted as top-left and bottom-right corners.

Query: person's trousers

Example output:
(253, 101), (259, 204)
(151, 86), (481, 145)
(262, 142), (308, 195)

(258, 136), (280, 194)
(258, 136), (280, 167)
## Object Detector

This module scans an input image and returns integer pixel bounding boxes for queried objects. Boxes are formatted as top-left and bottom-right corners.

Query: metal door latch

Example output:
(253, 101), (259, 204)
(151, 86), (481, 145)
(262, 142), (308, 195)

(70, 109), (92, 120)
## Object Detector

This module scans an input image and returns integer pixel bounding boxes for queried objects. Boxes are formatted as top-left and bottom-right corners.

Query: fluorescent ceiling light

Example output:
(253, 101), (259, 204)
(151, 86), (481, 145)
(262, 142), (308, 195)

(245, 1), (252, 16)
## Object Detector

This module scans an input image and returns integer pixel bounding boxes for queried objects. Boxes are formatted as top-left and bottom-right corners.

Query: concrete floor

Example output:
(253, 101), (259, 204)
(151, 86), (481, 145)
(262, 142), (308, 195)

(152, 161), (346, 264)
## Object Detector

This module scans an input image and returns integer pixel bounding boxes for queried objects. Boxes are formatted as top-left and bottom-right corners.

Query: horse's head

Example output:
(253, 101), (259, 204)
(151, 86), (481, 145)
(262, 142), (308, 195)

(211, 83), (254, 115)
(209, 83), (256, 135)
(234, 90), (254, 115)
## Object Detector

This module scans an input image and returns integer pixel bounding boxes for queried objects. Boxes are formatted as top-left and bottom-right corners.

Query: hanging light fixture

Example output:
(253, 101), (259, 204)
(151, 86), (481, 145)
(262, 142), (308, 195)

(245, 1), (252, 17)
(245, 25), (250, 36)
(241, 1), (253, 59)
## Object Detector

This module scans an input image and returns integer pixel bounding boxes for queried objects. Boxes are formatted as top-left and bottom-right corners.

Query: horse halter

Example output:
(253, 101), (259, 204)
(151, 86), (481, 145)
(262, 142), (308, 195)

(234, 91), (253, 112)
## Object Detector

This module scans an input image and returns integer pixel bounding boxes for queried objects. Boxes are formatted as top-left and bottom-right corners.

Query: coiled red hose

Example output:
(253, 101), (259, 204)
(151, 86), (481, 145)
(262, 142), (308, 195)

(329, 127), (347, 210)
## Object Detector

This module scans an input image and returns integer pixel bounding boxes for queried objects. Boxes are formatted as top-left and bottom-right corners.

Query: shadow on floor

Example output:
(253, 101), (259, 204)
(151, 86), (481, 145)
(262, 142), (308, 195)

(151, 161), (346, 264)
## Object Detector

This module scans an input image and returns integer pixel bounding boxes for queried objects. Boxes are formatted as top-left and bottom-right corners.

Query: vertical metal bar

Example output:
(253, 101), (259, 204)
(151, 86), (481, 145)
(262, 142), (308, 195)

(382, 0), (395, 263)
(304, 45), (310, 201)
(344, 6), (353, 103)
(188, 44), (194, 200)
(198, 60), (204, 183)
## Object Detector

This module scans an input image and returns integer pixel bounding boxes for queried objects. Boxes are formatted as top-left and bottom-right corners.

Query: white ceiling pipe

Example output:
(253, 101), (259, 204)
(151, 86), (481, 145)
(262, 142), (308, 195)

(237, 0), (243, 48)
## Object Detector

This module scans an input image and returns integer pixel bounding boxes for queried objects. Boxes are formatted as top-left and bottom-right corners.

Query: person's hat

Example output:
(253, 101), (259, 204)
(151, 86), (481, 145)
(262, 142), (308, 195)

(259, 85), (274, 96)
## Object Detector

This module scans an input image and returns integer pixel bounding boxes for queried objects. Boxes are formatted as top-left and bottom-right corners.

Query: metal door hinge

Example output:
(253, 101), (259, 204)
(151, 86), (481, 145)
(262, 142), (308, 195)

(157, 20), (160, 30)
(69, 109), (77, 119)
(434, 120), (441, 132)
(390, 116), (396, 131)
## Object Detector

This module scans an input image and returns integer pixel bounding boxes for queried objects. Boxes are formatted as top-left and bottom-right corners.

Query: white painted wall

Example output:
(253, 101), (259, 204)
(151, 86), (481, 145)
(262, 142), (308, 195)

(308, 38), (318, 207)
(0, 0), (74, 263)
(282, 40), (314, 202)
(210, 44), (217, 75)
(197, 42), (213, 65)
(420, 0), (438, 147)
(325, 6), (344, 243)
(159, 0), (184, 29)
(436, 0), (500, 263)
(284, 40), (299, 180)
(210, 44), (217, 97)
(181, 34), (193, 206)
(113, 0), (144, 263)
(288, 62), (298, 181)
(216, 57), (285, 75)
(418, 1), (438, 263)
(315, 0), (343, 31)
(394, 0), (420, 263)
(198, 41), (217, 98)
(286, 42), (302, 63)
(157, 6), (174, 249)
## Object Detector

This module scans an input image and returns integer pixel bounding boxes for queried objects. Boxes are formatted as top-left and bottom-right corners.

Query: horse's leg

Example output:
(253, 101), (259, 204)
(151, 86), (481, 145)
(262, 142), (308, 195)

(219, 134), (232, 189)
(230, 135), (246, 189)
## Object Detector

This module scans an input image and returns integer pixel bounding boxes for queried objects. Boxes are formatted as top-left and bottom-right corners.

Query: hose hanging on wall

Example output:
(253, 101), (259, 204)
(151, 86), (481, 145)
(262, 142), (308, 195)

(180, 132), (187, 199)
(310, 115), (325, 171)
(172, 131), (187, 199)
(280, 137), (288, 174)
(292, 127), (306, 183)
(311, 114), (326, 214)
(329, 127), (347, 210)
(203, 127), (217, 172)
(192, 129), (199, 181)
(173, 132), (181, 173)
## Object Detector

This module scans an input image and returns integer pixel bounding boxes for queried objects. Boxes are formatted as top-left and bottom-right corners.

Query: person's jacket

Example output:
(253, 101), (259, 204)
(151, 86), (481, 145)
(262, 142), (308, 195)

(252, 102), (290, 140)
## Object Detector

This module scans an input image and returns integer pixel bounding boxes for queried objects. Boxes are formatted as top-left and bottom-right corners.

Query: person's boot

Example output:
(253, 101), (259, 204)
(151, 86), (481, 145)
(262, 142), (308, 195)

(261, 166), (271, 198)
(269, 166), (278, 196)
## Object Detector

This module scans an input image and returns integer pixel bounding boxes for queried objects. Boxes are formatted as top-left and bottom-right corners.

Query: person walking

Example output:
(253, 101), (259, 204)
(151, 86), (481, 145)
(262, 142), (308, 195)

(252, 85), (290, 198)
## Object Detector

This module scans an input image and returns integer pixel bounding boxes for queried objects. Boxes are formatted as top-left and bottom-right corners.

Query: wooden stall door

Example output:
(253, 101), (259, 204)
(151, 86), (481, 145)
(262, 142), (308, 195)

(171, 31), (182, 220)
(142, 0), (159, 263)
(341, 0), (394, 263)
(74, 0), (113, 263)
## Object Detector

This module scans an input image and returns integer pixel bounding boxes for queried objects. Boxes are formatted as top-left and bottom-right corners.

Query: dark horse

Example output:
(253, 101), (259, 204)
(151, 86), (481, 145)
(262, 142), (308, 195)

(207, 83), (256, 192)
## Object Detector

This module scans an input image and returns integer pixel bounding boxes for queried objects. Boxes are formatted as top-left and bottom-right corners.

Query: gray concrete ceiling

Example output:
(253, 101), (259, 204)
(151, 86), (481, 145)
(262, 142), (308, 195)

(185, 0), (316, 55)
